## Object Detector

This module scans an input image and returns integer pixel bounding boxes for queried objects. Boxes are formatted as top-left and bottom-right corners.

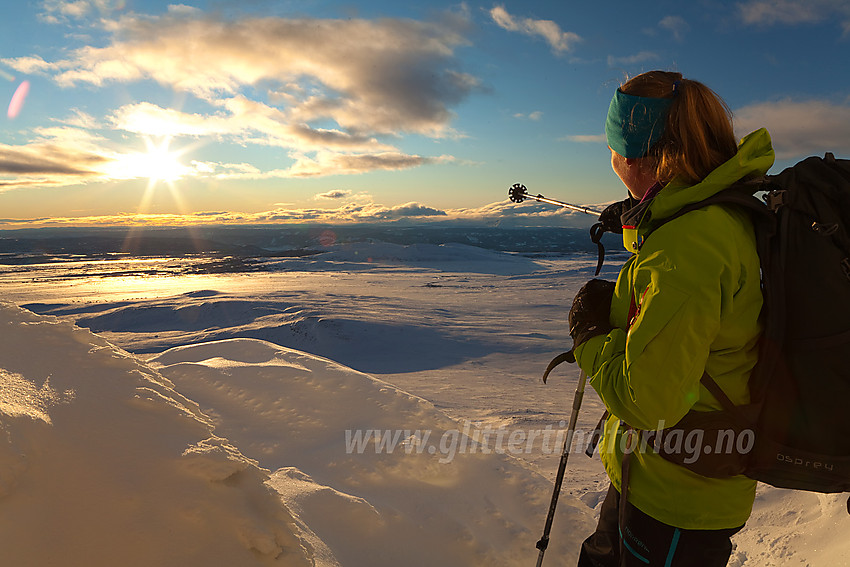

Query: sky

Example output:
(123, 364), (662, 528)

(1, 0), (849, 228)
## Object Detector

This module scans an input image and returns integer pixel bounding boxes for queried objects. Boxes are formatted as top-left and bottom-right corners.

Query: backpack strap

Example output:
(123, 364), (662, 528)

(699, 371), (754, 427)
(643, 181), (773, 241)
(699, 372), (736, 410)
(585, 410), (609, 457)
(641, 183), (782, 403)
(619, 426), (637, 560)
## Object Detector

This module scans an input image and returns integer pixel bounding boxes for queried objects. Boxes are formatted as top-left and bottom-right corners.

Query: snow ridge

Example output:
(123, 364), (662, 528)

(0, 303), (594, 566)
(0, 303), (311, 566)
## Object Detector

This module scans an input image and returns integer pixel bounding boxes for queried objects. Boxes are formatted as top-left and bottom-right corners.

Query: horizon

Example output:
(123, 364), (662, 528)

(2, 1), (849, 229)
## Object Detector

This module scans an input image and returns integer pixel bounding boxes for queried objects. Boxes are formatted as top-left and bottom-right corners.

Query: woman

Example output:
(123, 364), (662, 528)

(569, 70), (774, 566)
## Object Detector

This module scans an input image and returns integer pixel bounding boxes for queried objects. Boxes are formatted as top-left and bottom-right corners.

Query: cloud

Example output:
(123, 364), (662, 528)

(5, 9), (477, 138)
(734, 99), (850, 158)
(56, 109), (103, 130)
(658, 16), (689, 42)
(2, 55), (55, 75)
(39, 0), (127, 23)
(0, 124), (201, 190)
(109, 102), (232, 138)
(287, 151), (455, 178)
(514, 111), (544, 121)
(0, 201), (450, 227)
(562, 134), (606, 143)
(737, 0), (850, 35)
(0, 142), (105, 176)
(0, 124), (114, 189)
(316, 190), (352, 200)
(489, 6), (581, 54)
(0, 198), (605, 229)
(607, 51), (660, 68)
(109, 100), (392, 154)
(0, 123), (440, 193)
(1, 8), (476, 181)
(737, 0), (850, 28)
(377, 203), (447, 219)
(234, 201), (450, 223)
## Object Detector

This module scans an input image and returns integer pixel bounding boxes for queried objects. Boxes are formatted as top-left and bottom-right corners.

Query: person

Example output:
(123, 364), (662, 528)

(569, 70), (774, 566)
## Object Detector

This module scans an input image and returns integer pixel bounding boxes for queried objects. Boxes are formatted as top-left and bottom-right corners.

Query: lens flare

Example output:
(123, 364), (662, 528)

(319, 229), (337, 246)
(7, 80), (30, 119)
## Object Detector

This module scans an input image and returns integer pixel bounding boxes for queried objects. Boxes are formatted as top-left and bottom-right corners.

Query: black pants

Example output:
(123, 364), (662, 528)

(577, 485), (743, 567)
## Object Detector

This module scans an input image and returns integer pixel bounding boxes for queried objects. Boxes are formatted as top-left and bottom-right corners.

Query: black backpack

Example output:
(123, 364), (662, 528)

(629, 153), (850, 494)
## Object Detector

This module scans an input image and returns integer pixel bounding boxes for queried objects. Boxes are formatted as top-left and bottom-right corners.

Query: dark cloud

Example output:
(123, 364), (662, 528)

(6, 9), (479, 138)
(0, 144), (105, 176)
(316, 190), (351, 200)
(377, 203), (448, 219)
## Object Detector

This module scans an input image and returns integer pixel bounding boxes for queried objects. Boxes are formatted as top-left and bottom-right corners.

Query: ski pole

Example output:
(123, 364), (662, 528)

(535, 369), (589, 567)
(509, 184), (603, 216)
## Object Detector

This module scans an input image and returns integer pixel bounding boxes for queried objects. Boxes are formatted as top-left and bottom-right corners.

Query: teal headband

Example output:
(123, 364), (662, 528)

(605, 88), (673, 158)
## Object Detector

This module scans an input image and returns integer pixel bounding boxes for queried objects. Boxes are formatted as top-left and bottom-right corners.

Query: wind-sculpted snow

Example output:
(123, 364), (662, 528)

(0, 303), (311, 566)
(27, 294), (504, 373)
(148, 338), (595, 566)
(0, 302), (595, 566)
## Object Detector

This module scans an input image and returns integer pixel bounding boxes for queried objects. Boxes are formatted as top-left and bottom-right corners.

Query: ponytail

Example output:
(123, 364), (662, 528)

(620, 71), (738, 185)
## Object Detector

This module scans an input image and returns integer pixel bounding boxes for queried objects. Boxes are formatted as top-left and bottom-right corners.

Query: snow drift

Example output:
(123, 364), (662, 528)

(0, 302), (308, 566)
(0, 301), (594, 566)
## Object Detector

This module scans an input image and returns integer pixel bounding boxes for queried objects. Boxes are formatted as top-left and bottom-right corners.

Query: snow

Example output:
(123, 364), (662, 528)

(0, 305), (307, 566)
(149, 338), (595, 565)
(1, 241), (848, 566)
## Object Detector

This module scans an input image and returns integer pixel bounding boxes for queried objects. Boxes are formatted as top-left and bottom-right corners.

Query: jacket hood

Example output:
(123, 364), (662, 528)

(645, 128), (775, 224)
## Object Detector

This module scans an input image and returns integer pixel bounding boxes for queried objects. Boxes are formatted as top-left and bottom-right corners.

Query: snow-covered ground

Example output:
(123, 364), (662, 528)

(1, 241), (848, 566)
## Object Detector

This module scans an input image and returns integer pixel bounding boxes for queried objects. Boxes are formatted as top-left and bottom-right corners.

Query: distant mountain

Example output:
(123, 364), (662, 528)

(0, 225), (622, 263)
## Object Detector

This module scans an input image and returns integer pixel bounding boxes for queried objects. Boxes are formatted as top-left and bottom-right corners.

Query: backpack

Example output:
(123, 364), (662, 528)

(614, 153), (850, 494)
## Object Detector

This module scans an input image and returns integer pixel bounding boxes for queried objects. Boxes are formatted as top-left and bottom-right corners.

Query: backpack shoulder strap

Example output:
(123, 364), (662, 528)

(639, 180), (776, 251)
(664, 181), (772, 225)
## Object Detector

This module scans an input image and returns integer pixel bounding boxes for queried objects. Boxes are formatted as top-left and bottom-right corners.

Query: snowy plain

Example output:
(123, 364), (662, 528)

(1, 240), (848, 566)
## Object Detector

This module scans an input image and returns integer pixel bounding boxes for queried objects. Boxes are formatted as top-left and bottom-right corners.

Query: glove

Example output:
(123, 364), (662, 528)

(569, 279), (615, 348)
(596, 196), (637, 234)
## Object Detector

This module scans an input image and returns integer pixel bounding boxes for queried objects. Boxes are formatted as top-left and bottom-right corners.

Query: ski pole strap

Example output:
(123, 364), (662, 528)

(590, 223), (606, 276)
(542, 351), (576, 383)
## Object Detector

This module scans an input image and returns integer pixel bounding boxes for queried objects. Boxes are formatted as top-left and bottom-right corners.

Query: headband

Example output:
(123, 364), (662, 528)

(605, 88), (673, 159)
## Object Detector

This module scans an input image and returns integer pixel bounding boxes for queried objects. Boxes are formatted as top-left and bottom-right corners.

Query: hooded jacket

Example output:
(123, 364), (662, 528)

(575, 128), (775, 530)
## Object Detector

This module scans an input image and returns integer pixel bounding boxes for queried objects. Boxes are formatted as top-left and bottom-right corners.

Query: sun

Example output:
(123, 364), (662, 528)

(109, 136), (190, 184)
(138, 136), (189, 183)
(105, 135), (195, 216)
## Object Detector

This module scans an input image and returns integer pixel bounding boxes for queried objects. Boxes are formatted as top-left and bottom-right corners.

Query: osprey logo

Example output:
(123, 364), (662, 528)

(776, 453), (835, 471)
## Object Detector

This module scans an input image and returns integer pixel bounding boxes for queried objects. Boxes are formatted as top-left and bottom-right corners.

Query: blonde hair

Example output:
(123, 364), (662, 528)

(621, 71), (737, 185)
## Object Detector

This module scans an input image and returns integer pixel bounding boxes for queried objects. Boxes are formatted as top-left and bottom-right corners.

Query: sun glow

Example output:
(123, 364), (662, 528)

(124, 136), (190, 183)
(100, 135), (198, 219)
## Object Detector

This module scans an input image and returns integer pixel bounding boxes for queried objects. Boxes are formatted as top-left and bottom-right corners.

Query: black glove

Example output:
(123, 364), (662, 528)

(569, 279), (615, 348)
(596, 196), (637, 234)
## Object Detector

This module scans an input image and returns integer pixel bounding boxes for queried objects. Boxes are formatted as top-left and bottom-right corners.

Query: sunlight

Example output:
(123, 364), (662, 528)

(132, 137), (190, 183)
(104, 135), (195, 218)
(105, 136), (192, 187)
(110, 135), (209, 255)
